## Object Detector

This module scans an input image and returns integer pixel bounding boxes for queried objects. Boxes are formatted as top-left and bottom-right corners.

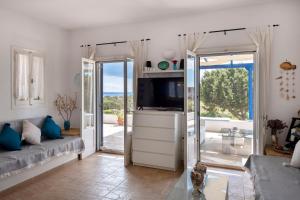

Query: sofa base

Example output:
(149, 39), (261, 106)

(0, 153), (79, 192)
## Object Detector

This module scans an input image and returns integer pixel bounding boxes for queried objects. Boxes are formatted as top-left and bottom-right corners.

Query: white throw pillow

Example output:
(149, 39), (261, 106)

(22, 120), (41, 144)
(290, 141), (300, 168)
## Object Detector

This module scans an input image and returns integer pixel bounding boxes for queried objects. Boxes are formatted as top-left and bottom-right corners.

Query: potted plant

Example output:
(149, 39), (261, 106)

(54, 94), (77, 130)
(116, 110), (124, 126)
(267, 119), (287, 148)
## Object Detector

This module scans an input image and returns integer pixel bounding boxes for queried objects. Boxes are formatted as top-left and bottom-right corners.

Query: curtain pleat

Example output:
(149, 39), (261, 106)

(129, 40), (146, 110)
(31, 56), (44, 100)
(15, 53), (29, 100)
(178, 32), (207, 59)
(247, 26), (273, 154)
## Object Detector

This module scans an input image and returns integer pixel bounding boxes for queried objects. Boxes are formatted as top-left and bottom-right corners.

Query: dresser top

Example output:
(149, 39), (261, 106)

(134, 110), (184, 115)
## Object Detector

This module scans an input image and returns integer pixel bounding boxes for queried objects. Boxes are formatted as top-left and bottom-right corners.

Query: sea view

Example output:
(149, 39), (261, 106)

(103, 92), (133, 97)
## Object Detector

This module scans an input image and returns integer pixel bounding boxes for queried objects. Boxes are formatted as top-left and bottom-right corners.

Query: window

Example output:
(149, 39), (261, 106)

(12, 47), (45, 108)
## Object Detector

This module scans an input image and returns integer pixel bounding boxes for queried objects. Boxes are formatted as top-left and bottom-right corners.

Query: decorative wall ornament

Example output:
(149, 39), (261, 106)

(158, 61), (169, 70)
(276, 60), (297, 100)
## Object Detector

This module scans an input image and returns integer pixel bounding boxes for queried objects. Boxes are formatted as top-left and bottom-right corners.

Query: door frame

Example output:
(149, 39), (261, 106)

(95, 58), (133, 158)
(184, 50), (200, 169)
(197, 50), (257, 168)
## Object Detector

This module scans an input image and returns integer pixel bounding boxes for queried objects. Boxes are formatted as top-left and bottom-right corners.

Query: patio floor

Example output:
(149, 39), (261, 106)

(102, 123), (124, 152)
(200, 132), (252, 167)
(102, 125), (252, 167)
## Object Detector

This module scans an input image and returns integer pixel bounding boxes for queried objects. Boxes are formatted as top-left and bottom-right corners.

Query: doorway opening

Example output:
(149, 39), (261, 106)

(97, 59), (133, 154)
(198, 53), (255, 168)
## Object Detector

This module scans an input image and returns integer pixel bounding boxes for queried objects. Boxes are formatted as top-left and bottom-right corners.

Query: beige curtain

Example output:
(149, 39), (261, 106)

(178, 32), (207, 59)
(129, 40), (146, 109)
(247, 26), (273, 154)
(81, 45), (97, 60)
(129, 40), (145, 77)
(15, 53), (29, 100)
(31, 56), (44, 100)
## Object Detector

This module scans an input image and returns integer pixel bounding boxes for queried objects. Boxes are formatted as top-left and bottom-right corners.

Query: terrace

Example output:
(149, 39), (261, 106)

(102, 114), (253, 166)
(199, 118), (253, 167)
(102, 113), (133, 153)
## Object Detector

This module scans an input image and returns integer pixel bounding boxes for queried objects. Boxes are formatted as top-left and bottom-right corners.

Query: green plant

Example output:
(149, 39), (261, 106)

(103, 109), (114, 114)
(116, 110), (124, 120)
(200, 68), (249, 120)
(267, 119), (287, 135)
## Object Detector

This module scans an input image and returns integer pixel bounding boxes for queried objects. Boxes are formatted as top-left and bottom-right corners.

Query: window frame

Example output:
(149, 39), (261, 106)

(11, 46), (45, 109)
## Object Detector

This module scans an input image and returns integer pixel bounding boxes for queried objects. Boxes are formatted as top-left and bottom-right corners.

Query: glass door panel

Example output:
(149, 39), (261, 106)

(101, 61), (125, 153)
(81, 58), (96, 156)
(82, 59), (95, 129)
(185, 51), (199, 168)
(199, 53), (254, 167)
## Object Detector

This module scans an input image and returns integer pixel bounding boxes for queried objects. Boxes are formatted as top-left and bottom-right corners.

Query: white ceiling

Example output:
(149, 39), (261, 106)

(0, 0), (279, 30)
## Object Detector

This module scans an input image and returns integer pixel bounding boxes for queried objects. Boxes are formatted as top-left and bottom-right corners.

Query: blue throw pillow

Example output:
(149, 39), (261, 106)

(0, 123), (22, 151)
(41, 116), (63, 139)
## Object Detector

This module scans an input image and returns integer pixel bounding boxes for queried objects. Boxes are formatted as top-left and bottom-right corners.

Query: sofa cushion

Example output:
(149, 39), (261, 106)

(22, 120), (41, 145)
(0, 124), (21, 151)
(41, 116), (63, 139)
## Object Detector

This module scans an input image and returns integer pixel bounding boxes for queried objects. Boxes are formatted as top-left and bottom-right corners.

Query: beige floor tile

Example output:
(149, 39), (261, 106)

(0, 153), (249, 200)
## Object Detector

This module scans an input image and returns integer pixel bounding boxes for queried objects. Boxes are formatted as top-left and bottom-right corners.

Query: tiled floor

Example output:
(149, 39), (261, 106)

(0, 153), (253, 200)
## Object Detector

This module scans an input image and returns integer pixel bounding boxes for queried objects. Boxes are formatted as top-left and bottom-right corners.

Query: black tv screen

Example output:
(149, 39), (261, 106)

(137, 77), (184, 110)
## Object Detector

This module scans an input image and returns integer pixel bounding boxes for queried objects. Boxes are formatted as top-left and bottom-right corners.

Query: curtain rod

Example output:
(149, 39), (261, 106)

(80, 38), (150, 47)
(178, 24), (280, 36)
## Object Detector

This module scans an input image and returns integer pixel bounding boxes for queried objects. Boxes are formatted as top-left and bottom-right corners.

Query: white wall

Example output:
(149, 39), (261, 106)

(69, 0), (300, 144)
(0, 8), (69, 125)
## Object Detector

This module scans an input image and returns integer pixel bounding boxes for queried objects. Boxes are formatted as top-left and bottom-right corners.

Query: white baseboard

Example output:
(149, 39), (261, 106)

(0, 153), (78, 192)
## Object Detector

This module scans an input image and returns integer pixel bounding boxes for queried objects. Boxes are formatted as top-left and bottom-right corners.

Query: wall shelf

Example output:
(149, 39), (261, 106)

(143, 70), (184, 74)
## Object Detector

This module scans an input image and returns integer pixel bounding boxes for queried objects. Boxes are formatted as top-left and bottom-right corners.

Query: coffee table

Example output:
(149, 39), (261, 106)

(167, 169), (228, 200)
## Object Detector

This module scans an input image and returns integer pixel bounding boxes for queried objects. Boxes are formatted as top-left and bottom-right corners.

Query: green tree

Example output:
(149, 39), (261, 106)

(103, 95), (133, 114)
(200, 68), (249, 120)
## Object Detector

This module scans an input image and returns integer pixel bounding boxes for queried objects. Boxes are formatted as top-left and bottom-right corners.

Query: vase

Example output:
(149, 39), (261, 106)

(172, 63), (177, 70)
(179, 59), (184, 69)
(64, 120), (71, 130)
(271, 134), (278, 148)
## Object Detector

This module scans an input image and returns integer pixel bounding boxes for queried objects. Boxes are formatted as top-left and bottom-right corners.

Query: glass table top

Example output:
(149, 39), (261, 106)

(167, 169), (228, 200)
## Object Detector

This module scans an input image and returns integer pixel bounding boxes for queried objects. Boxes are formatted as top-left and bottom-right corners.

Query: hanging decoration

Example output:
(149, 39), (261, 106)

(276, 60), (296, 100)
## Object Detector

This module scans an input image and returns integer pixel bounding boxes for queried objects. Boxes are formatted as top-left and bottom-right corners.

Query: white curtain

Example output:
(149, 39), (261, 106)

(15, 53), (29, 100)
(129, 40), (145, 78)
(88, 45), (97, 60)
(178, 32), (207, 59)
(129, 40), (146, 109)
(247, 26), (273, 154)
(31, 56), (44, 100)
(81, 45), (97, 60)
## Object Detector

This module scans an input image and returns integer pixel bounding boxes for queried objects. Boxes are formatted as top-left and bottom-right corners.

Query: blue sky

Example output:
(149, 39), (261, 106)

(103, 61), (133, 93)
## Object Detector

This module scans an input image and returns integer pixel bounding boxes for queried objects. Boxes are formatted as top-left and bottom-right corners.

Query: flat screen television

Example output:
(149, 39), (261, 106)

(137, 77), (184, 111)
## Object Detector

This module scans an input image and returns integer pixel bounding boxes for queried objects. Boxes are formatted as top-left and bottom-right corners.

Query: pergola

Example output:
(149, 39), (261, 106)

(200, 61), (253, 120)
